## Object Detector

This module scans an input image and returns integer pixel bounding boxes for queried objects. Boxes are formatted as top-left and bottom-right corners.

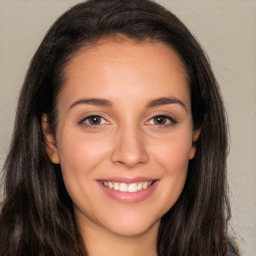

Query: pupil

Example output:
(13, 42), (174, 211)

(90, 116), (100, 125)
(155, 116), (165, 125)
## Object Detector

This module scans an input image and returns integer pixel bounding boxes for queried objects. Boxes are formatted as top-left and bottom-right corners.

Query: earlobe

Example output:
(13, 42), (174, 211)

(41, 114), (60, 164)
(189, 128), (201, 160)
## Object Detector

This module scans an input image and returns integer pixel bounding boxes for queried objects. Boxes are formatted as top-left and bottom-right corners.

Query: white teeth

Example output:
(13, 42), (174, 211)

(137, 183), (142, 190)
(108, 182), (113, 189)
(128, 183), (138, 192)
(119, 183), (128, 192)
(114, 183), (119, 191)
(103, 181), (153, 192)
(142, 182), (149, 189)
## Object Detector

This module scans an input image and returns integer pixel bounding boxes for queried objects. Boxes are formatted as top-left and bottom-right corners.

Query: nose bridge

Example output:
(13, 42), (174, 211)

(111, 121), (149, 168)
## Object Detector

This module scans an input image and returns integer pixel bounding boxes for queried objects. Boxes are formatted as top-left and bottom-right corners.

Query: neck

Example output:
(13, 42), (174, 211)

(78, 217), (159, 256)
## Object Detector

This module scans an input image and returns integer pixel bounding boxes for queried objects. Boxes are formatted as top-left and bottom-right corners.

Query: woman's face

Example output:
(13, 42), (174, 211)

(43, 38), (199, 238)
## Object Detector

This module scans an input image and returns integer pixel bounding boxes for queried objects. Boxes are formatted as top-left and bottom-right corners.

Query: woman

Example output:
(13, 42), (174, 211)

(0, 0), (238, 255)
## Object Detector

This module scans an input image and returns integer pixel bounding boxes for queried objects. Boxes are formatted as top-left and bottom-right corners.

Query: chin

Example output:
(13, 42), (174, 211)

(99, 211), (161, 237)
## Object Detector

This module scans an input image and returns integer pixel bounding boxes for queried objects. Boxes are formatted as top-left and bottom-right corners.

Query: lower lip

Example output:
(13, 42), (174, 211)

(98, 181), (158, 203)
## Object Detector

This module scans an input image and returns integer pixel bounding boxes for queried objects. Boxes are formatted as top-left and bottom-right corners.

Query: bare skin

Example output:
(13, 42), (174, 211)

(42, 37), (199, 256)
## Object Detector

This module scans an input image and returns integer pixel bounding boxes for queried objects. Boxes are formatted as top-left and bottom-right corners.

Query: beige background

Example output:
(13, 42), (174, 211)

(0, 0), (255, 255)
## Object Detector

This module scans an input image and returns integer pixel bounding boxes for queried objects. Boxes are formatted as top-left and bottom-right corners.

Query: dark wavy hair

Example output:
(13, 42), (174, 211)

(0, 0), (236, 255)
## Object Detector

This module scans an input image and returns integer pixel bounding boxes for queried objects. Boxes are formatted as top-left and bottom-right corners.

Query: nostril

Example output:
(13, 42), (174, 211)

(110, 131), (149, 167)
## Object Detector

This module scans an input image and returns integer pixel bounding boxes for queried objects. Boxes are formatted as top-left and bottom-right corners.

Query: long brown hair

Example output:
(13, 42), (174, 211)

(0, 0), (235, 255)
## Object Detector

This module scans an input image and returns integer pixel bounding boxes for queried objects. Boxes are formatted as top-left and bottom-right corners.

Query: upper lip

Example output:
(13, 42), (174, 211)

(98, 176), (158, 183)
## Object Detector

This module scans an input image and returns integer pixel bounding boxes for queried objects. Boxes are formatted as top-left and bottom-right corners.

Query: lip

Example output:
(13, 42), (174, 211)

(98, 178), (159, 203)
(99, 176), (156, 183)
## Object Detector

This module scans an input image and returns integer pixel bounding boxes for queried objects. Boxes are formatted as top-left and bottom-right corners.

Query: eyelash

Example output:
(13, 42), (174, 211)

(78, 114), (177, 129)
(146, 115), (178, 127)
(79, 115), (109, 128)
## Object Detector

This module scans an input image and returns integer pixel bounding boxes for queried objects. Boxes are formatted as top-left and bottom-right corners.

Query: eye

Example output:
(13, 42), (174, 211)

(147, 115), (177, 126)
(81, 115), (109, 126)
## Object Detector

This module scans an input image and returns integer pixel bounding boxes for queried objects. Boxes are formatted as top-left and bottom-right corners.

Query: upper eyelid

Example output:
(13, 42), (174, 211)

(77, 112), (110, 123)
(146, 115), (178, 125)
(77, 113), (178, 125)
(79, 115), (109, 124)
(146, 111), (178, 121)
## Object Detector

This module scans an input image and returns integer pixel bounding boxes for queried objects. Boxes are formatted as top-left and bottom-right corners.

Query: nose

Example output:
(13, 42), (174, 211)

(111, 125), (149, 168)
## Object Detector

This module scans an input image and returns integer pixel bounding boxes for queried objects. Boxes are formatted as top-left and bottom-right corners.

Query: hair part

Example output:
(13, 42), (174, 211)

(1, 0), (234, 255)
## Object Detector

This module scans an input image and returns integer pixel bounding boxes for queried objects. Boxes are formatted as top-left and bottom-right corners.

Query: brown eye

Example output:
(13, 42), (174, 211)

(153, 116), (167, 125)
(89, 116), (101, 125)
(147, 115), (177, 126)
(82, 115), (108, 126)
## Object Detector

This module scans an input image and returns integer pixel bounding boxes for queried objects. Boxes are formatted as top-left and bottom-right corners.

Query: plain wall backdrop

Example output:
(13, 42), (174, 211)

(0, 0), (255, 255)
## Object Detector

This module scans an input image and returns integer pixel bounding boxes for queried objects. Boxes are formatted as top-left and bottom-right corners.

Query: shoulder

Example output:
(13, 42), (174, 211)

(226, 242), (239, 256)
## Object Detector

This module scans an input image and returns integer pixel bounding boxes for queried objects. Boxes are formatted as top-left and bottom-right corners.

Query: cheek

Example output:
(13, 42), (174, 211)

(57, 129), (111, 177)
(151, 132), (193, 174)
(149, 134), (192, 212)
(56, 130), (112, 212)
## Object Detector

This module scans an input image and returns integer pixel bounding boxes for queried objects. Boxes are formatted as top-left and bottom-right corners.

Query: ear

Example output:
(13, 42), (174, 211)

(189, 128), (201, 160)
(41, 114), (60, 164)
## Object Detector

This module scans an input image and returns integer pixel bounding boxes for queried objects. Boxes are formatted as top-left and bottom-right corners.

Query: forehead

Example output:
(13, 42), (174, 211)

(59, 37), (190, 110)
(64, 36), (188, 81)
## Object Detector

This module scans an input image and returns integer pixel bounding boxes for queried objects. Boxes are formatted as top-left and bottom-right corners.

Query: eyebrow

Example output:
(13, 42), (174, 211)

(147, 97), (187, 110)
(68, 98), (112, 111)
(68, 96), (186, 111)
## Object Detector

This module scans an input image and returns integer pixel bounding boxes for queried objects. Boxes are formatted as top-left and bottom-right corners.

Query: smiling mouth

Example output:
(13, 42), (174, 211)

(100, 180), (156, 193)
